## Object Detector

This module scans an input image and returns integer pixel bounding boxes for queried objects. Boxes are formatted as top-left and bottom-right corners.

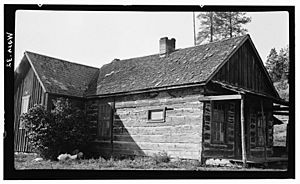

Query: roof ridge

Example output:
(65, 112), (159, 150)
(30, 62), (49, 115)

(110, 34), (249, 63)
(24, 51), (99, 70)
(196, 34), (249, 47)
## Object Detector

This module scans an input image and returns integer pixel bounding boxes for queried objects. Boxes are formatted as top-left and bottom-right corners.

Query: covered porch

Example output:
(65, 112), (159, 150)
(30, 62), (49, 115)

(199, 83), (289, 167)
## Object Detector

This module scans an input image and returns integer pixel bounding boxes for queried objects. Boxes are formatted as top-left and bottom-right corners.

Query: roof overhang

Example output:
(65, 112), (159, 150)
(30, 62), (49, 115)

(87, 81), (206, 99)
(211, 80), (289, 106)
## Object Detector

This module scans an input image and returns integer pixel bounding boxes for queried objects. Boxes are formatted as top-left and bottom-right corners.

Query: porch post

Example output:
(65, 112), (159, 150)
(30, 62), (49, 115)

(240, 94), (247, 167)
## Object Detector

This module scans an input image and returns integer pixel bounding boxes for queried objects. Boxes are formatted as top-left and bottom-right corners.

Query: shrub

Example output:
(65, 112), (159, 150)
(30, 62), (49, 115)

(152, 151), (171, 164)
(21, 98), (94, 160)
(21, 104), (54, 159)
(50, 98), (94, 154)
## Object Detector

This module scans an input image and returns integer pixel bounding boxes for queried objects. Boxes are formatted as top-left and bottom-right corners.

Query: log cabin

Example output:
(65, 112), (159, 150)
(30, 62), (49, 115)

(14, 34), (288, 164)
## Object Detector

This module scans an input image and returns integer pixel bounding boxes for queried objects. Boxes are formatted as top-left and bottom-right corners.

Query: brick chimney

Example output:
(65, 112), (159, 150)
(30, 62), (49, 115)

(159, 37), (176, 56)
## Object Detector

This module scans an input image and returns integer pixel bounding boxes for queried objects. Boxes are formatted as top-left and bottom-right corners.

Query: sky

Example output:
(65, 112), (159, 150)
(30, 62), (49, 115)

(15, 10), (289, 68)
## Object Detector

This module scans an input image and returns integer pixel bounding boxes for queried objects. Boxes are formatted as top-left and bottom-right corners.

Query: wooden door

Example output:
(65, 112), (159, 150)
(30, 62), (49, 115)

(98, 102), (113, 140)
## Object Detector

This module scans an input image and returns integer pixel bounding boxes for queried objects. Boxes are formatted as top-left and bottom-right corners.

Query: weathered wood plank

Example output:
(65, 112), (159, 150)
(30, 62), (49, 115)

(113, 116), (201, 127)
(113, 124), (202, 135)
(245, 45), (248, 88)
(113, 133), (201, 143)
(198, 94), (242, 101)
(115, 95), (202, 109)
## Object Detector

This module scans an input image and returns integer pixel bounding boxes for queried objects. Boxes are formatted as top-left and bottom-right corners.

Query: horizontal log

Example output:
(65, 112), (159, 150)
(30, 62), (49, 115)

(273, 106), (289, 111)
(113, 133), (201, 143)
(113, 115), (202, 127)
(113, 124), (202, 135)
(273, 112), (289, 115)
(199, 94), (242, 101)
(115, 95), (203, 109)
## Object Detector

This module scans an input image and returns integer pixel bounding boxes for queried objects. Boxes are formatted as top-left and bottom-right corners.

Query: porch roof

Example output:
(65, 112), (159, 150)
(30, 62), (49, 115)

(211, 80), (289, 106)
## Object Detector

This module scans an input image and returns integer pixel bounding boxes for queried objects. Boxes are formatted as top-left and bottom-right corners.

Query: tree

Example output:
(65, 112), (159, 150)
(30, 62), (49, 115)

(266, 46), (289, 82)
(265, 48), (280, 82)
(196, 12), (251, 44)
(196, 12), (223, 44)
(265, 46), (289, 100)
(217, 12), (251, 38)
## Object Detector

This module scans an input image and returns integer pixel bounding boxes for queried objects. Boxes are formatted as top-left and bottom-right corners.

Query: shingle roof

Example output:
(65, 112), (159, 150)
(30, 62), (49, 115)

(25, 51), (99, 97)
(93, 35), (248, 96)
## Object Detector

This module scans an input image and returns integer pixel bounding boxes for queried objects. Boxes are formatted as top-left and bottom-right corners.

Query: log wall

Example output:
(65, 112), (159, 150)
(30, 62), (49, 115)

(88, 86), (205, 160)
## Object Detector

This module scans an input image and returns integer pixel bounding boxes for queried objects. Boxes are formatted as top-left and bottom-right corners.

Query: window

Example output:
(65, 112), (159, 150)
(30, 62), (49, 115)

(148, 108), (166, 122)
(211, 102), (226, 144)
(19, 95), (30, 129)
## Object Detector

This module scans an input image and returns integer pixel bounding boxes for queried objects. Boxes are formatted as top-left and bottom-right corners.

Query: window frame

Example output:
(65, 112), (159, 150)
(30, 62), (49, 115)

(211, 101), (227, 144)
(19, 95), (30, 129)
(147, 107), (166, 123)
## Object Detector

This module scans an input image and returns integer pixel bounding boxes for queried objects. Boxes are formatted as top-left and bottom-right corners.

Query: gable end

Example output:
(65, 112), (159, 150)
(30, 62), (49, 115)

(211, 38), (279, 99)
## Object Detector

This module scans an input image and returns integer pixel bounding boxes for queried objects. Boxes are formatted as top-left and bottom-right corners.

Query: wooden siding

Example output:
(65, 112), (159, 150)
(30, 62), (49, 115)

(213, 40), (276, 98)
(14, 68), (45, 152)
(89, 87), (205, 160)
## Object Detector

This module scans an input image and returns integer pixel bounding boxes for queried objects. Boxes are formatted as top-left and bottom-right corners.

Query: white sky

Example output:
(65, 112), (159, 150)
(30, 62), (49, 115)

(15, 11), (289, 68)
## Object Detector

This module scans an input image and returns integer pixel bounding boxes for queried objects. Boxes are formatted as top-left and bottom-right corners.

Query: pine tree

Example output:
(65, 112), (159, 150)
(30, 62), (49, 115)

(196, 12), (251, 44)
(265, 46), (289, 100)
(265, 46), (289, 82)
(196, 12), (223, 44)
(265, 48), (280, 82)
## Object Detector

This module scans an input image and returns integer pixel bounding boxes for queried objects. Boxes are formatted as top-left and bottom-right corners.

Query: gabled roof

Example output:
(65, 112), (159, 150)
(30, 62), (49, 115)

(17, 34), (280, 101)
(22, 51), (99, 97)
(92, 35), (248, 96)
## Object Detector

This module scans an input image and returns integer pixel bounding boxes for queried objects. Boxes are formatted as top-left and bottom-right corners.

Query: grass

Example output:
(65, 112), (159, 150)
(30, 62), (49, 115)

(14, 152), (286, 171)
(14, 152), (198, 170)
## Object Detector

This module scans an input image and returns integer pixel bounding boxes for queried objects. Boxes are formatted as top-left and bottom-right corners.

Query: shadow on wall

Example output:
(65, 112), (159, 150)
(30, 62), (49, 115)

(111, 113), (146, 158)
(84, 101), (146, 159)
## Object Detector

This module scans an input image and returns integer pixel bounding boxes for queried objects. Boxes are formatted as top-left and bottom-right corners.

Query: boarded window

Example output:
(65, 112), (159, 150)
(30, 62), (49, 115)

(211, 102), (226, 144)
(148, 108), (166, 122)
(19, 95), (30, 129)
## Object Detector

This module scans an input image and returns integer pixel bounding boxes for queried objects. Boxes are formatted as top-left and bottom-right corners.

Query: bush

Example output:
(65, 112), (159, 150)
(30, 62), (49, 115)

(152, 151), (171, 164)
(21, 104), (54, 159)
(21, 98), (94, 160)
